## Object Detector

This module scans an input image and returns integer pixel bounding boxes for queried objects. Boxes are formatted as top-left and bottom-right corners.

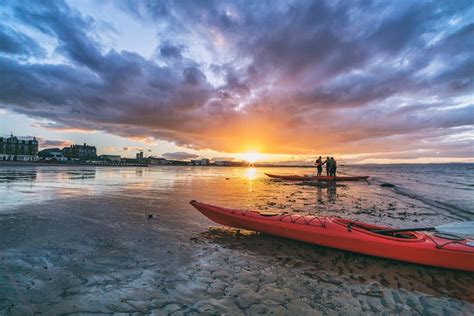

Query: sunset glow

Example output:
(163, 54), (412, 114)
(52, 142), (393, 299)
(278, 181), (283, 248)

(0, 1), (472, 163)
(238, 152), (263, 164)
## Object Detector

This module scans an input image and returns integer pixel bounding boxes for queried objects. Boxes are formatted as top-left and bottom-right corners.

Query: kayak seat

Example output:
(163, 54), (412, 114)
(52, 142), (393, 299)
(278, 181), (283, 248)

(257, 211), (285, 217)
(333, 218), (425, 241)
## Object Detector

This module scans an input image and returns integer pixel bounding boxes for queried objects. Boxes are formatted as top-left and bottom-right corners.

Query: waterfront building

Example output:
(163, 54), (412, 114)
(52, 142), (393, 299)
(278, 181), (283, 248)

(0, 134), (38, 161)
(191, 158), (210, 166)
(63, 143), (97, 160)
(214, 160), (249, 167)
(99, 154), (121, 162)
(38, 148), (66, 161)
(148, 157), (169, 165)
(214, 160), (232, 166)
(136, 151), (144, 160)
(167, 159), (190, 166)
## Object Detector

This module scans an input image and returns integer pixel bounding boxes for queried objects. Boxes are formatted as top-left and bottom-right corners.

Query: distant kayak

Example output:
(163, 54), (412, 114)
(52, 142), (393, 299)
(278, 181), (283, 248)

(265, 173), (369, 181)
(190, 201), (474, 271)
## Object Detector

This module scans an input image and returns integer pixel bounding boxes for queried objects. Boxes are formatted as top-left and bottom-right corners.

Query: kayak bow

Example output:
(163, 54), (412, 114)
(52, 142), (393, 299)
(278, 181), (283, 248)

(190, 200), (474, 271)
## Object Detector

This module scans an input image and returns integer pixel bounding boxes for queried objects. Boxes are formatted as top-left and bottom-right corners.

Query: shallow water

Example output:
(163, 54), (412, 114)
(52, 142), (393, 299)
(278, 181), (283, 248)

(1, 164), (472, 224)
(348, 164), (474, 218)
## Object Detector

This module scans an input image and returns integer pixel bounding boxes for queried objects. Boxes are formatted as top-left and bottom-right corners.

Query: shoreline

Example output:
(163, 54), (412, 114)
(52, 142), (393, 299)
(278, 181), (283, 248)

(0, 161), (148, 167)
(1, 160), (472, 168)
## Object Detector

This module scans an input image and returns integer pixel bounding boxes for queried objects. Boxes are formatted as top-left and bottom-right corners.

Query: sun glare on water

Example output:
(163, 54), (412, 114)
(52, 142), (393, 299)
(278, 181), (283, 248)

(244, 167), (257, 180)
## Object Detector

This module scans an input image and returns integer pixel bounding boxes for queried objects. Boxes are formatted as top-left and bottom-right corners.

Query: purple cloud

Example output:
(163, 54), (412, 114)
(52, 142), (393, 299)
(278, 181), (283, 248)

(36, 137), (71, 149)
(0, 0), (472, 159)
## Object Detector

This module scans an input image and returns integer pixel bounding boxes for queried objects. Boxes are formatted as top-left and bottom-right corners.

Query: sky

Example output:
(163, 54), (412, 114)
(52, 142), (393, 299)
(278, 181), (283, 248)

(0, 0), (473, 164)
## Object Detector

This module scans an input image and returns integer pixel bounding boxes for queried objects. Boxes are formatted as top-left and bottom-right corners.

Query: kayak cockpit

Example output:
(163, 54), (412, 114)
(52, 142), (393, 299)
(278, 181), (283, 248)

(333, 218), (425, 241)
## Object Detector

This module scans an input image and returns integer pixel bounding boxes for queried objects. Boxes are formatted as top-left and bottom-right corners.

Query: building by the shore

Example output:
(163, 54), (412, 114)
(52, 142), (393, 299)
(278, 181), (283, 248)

(148, 157), (169, 165)
(191, 158), (210, 166)
(63, 143), (97, 160)
(214, 160), (249, 166)
(38, 148), (66, 161)
(0, 134), (39, 161)
(99, 154), (121, 162)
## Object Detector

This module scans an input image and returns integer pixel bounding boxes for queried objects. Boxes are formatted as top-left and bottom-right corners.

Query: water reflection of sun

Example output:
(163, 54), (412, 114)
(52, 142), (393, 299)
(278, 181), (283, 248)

(244, 167), (257, 180)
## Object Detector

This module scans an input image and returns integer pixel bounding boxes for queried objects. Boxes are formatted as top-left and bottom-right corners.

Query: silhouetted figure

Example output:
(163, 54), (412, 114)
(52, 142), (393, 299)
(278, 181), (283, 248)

(323, 156), (331, 176)
(315, 156), (323, 176)
(330, 157), (337, 177)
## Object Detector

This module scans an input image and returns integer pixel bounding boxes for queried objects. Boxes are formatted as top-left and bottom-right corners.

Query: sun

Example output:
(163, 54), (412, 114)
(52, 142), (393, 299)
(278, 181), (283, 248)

(239, 151), (262, 163)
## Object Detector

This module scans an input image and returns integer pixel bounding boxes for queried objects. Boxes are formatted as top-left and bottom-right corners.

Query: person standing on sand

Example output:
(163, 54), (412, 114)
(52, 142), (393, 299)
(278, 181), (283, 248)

(323, 156), (331, 176)
(330, 157), (337, 177)
(315, 156), (323, 176)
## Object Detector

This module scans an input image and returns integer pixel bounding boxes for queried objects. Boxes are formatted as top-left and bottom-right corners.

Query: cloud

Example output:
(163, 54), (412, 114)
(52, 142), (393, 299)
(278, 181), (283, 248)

(0, 24), (46, 57)
(36, 137), (71, 149)
(162, 151), (199, 160)
(158, 42), (184, 60)
(0, 0), (473, 160)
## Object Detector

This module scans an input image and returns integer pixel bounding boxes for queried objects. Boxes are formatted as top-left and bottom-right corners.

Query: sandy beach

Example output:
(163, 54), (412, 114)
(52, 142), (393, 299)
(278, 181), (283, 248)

(1, 165), (473, 315)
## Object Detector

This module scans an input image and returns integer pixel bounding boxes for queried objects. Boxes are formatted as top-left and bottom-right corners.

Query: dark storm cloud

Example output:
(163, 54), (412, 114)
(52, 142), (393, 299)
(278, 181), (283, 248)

(158, 42), (184, 60)
(1, 1), (212, 132)
(0, 24), (46, 57)
(0, 0), (473, 158)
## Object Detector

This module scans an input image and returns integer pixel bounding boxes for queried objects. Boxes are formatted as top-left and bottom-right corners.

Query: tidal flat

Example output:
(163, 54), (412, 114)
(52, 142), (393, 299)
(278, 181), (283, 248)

(1, 165), (473, 314)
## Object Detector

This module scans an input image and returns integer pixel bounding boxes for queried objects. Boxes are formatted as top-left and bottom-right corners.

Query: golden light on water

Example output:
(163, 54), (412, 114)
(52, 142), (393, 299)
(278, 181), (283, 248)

(244, 167), (257, 180)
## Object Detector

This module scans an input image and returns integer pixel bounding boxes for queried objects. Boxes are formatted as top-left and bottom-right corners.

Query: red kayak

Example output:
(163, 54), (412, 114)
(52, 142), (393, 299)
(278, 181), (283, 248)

(190, 201), (474, 271)
(265, 173), (369, 181)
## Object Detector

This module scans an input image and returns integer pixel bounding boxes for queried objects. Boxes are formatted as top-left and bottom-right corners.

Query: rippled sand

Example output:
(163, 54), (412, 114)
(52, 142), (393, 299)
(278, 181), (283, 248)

(0, 166), (473, 314)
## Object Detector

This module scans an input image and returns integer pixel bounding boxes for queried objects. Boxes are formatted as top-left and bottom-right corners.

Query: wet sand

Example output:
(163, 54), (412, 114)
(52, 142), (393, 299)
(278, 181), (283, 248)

(1, 166), (473, 314)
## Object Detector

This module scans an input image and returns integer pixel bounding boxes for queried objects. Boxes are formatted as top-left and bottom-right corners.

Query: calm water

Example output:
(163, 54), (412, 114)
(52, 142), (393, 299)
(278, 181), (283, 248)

(1, 164), (473, 225)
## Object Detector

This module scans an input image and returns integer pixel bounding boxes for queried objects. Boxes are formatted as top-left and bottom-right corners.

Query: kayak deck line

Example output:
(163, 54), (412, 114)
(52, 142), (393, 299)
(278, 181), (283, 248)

(224, 206), (328, 227)
(190, 200), (474, 271)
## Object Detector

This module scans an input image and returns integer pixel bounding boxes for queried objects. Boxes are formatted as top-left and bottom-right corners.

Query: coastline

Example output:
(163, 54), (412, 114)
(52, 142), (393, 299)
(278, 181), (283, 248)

(0, 161), (148, 167)
(1, 160), (472, 168)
